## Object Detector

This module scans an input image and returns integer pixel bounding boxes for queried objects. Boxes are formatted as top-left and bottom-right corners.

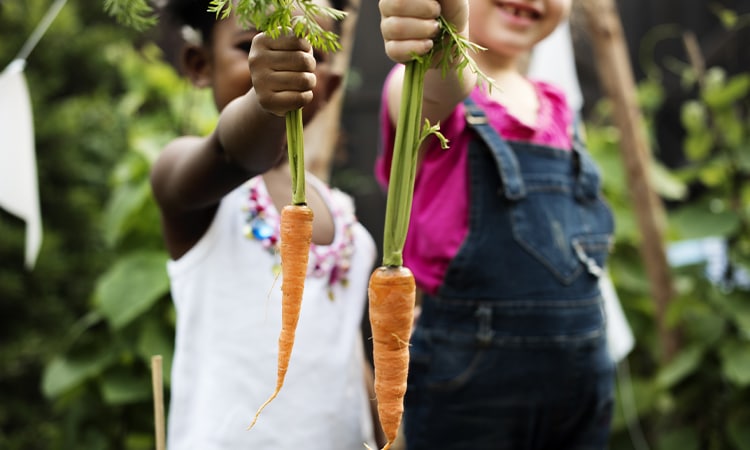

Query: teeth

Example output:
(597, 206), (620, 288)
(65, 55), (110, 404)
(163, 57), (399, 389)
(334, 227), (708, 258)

(502, 5), (536, 18)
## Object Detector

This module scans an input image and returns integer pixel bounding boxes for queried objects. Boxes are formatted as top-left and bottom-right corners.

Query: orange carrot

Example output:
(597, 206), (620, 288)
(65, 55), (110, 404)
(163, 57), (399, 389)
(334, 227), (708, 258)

(249, 204), (313, 429)
(365, 15), (491, 450)
(368, 265), (416, 450)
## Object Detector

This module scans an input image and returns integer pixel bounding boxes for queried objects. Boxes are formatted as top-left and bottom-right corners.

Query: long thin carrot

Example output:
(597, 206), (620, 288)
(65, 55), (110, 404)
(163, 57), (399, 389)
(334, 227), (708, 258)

(368, 266), (415, 450)
(249, 203), (313, 429)
(246, 49), (314, 433)
(368, 16), (494, 450)
(201, 0), (345, 428)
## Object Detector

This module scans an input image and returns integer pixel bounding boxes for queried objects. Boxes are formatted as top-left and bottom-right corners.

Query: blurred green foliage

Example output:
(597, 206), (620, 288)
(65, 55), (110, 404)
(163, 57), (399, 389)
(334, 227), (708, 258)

(1, 0), (749, 449)
(588, 58), (750, 450)
(1, 1), (214, 448)
(1, 1), (129, 448)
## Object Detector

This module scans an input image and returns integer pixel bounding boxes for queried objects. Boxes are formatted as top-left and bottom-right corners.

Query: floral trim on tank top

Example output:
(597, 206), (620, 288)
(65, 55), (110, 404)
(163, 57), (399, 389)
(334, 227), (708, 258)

(241, 176), (356, 300)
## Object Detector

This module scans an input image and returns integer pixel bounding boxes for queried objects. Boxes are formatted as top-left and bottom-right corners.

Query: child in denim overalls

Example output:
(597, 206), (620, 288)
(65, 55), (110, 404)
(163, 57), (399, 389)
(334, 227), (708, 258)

(377, 0), (616, 448)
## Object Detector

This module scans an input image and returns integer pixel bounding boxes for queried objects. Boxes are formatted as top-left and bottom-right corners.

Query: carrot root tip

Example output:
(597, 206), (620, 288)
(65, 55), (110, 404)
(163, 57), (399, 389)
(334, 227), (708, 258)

(247, 389), (280, 430)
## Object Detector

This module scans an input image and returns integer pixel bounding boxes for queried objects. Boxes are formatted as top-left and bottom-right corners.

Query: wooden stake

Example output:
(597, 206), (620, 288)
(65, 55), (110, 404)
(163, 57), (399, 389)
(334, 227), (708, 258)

(303, 0), (361, 183)
(579, 0), (679, 361)
(151, 355), (166, 450)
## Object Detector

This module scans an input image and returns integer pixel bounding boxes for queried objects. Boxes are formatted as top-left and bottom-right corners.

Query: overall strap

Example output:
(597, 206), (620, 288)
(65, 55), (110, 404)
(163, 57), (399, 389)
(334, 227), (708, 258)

(463, 97), (526, 200)
(571, 114), (602, 201)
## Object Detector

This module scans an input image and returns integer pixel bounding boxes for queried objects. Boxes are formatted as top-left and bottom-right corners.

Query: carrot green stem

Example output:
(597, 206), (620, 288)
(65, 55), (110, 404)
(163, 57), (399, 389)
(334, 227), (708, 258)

(382, 60), (429, 267)
(381, 17), (494, 268)
(286, 108), (306, 205)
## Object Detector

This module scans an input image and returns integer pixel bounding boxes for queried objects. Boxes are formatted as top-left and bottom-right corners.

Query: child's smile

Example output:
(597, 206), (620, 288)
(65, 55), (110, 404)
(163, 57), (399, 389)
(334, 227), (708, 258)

(467, 0), (570, 62)
(497, 1), (542, 22)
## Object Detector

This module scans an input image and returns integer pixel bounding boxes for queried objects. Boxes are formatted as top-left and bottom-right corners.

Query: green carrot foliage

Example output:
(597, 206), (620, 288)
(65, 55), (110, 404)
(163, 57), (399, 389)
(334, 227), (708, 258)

(103, 0), (344, 53)
(434, 16), (494, 90)
(208, 0), (345, 53)
(103, 0), (156, 31)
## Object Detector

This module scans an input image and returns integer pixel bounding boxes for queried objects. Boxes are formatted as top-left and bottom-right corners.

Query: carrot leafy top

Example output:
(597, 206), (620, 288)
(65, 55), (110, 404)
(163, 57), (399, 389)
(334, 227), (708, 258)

(208, 0), (344, 53)
(104, 0), (345, 53)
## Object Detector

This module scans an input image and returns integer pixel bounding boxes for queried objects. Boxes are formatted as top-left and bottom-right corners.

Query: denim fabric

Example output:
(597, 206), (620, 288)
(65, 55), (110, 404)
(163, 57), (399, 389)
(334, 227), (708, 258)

(403, 99), (616, 450)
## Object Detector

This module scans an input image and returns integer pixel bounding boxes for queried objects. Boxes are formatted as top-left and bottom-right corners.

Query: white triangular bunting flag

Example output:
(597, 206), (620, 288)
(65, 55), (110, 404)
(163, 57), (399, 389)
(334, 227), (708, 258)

(0, 59), (42, 269)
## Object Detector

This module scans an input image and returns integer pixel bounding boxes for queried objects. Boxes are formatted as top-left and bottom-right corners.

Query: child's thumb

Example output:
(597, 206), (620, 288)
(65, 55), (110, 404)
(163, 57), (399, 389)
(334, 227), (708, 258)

(439, 0), (469, 33)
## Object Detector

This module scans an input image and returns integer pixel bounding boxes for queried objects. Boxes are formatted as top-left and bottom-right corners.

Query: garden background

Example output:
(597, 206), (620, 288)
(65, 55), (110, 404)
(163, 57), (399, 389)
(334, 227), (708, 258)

(1, 0), (749, 448)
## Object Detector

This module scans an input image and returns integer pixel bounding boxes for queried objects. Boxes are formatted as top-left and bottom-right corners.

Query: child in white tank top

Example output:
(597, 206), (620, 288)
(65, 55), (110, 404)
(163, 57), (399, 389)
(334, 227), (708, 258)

(150, 1), (381, 448)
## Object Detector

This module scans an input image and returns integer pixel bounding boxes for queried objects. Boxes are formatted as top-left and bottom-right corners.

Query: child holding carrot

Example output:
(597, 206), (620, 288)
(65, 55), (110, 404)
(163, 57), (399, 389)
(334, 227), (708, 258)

(377, 0), (616, 448)
(150, 1), (380, 448)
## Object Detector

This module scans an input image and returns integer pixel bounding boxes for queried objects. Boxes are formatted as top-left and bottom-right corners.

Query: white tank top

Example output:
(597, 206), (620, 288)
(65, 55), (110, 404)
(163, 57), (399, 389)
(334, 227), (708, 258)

(166, 175), (377, 450)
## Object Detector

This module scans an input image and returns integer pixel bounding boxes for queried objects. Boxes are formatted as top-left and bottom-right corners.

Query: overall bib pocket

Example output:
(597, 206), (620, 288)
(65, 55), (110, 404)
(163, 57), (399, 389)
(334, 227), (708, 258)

(510, 172), (614, 285)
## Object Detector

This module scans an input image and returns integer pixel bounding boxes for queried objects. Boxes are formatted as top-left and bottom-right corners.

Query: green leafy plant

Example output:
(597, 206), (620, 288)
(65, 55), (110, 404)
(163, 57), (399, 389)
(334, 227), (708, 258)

(37, 41), (217, 449)
(103, 0), (157, 31)
(586, 56), (750, 450)
(0, 1), (152, 448)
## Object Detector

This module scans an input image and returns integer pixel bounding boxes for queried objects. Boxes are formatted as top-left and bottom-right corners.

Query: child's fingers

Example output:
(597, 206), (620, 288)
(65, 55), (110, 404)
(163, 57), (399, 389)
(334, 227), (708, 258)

(379, 0), (440, 63)
(249, 32), (315, 72)
(380, 16), (438, 62)
(266, 71), (317, 93)
(249, 31), (318, 117)
(257, 31), (313, 53)
(248, 32), (316, 80)
(254, 71), (316, 116)
(437, 0), (470, 34)
(257, 90), (315, 117)
(250, 48), (316, 74)
(379, 0), (441, 20)
(381, 16), (440, 42)
(383, 38), (435, 64)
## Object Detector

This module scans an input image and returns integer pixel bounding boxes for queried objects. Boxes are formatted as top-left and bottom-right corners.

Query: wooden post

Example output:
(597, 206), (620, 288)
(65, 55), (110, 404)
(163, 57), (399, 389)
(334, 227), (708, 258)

(151, 355), (166, 450)
(304, 0), (361, 183)
(579, 0), (679, 361)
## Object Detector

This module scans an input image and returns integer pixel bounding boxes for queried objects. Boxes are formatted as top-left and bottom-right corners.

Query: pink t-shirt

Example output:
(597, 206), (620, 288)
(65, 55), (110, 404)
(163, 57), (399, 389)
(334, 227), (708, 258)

(376, 66), (574, 295)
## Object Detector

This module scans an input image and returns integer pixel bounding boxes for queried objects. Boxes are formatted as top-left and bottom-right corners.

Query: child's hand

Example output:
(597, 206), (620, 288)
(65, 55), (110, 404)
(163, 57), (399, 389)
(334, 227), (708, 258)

(379, 0), (468, 63)
(248, 32), (317, 117)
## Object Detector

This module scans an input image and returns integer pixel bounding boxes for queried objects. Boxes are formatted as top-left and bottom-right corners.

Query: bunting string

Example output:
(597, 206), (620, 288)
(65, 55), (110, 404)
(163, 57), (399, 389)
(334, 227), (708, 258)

(10, 0), (69, 68)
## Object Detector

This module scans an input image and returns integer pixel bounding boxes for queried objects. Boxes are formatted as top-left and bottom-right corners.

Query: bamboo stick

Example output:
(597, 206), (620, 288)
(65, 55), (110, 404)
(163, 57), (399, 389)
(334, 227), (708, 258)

(151, 355), (166, 450)
(579, 0), (679, 361)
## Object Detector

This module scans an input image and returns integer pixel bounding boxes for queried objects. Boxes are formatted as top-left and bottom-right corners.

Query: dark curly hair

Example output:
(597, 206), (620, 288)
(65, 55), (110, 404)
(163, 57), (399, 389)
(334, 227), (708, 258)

(160, 0), (217, 43)
(161, 0), (349, 44)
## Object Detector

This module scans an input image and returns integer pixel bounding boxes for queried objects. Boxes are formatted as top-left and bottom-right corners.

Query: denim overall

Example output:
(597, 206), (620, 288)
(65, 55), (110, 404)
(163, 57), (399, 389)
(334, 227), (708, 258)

(403, 98), (616, 450)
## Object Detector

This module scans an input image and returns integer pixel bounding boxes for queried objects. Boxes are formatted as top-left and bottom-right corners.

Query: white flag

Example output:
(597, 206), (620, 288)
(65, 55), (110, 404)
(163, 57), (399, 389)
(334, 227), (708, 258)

(0, 59), (42, 269)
